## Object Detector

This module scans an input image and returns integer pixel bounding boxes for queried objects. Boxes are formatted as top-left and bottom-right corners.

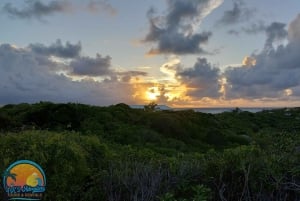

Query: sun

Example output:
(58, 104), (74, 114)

(146, 92), (157, 100)
(146, 87), (160, 101)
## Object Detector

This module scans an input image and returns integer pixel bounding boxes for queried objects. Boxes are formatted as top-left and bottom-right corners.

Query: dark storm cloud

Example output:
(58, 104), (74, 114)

(224, 16), (300, 99)
(217, 0), (254, 26)
(143, 0), (220, 55)
(29, 39), (82, 58)
(2, 0), (70, 19)
(70, 54), (112, 76)
(0, 43), (138, 105)
(177, 58), (221, 98)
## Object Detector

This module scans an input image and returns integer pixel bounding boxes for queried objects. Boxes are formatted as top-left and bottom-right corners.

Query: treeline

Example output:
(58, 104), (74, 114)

(0, 102), (300, 200)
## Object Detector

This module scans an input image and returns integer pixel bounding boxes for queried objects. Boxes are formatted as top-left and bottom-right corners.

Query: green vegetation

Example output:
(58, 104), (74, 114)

(0, 102), (300, 200)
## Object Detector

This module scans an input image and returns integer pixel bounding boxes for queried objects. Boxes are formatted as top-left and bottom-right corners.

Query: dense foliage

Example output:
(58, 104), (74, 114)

(0, 102), (300, 200)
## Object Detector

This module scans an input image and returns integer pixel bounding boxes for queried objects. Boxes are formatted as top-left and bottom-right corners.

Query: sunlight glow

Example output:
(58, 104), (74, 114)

(146, 87), (160, 101)
(284, 88), (293, 96)
(219, 77), (227, 98)
(242, 56), (256, 67)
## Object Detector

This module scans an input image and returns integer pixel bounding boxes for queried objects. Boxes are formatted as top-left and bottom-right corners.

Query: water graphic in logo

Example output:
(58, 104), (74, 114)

(2, 160), (46, 201)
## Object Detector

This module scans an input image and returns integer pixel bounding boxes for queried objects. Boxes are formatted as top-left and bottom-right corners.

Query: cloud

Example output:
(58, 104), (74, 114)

(177, 58), (221, 98)
(2, 0), (117, 20)
(118, 71), (148, 82)
(2, 0), (71, 19)
(228, 21), (286, 39)
(224, 15), (300, 99)
(216, 0), (254, 26)
(0, 42), (146, 105)
(288, 14), (300, 43)
(160, 58), (181, 78)
(264, 22), (287, 49)
(69, 54), (112, 76)
(227, 29), (240, 35)
(143, 0), (223, 55)
(87, 0), (117, 15)
(241, 21), (266, 34)
(140, 57), (223, 104)
(29, 39), (82, 58)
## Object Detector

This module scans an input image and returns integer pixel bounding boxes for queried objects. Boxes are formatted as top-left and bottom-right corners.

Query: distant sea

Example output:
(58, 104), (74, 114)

(174, 107), (279, 114)
(130, 105), (282, 114)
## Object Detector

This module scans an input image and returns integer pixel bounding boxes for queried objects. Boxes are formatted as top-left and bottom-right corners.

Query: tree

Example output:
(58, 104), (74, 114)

(2, 170), (17, 183)
(144, 102), (157, 112)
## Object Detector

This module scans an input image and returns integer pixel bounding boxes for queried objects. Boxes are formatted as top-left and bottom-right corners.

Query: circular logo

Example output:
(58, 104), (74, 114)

(2, 160), (46, 201)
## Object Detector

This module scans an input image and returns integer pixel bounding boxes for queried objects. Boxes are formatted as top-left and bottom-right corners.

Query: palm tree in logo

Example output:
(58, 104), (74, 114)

(2, 170), (17, 185)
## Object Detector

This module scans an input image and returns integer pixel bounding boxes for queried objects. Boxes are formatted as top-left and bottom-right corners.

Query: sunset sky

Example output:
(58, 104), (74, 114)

(1, 0), (300, 107)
